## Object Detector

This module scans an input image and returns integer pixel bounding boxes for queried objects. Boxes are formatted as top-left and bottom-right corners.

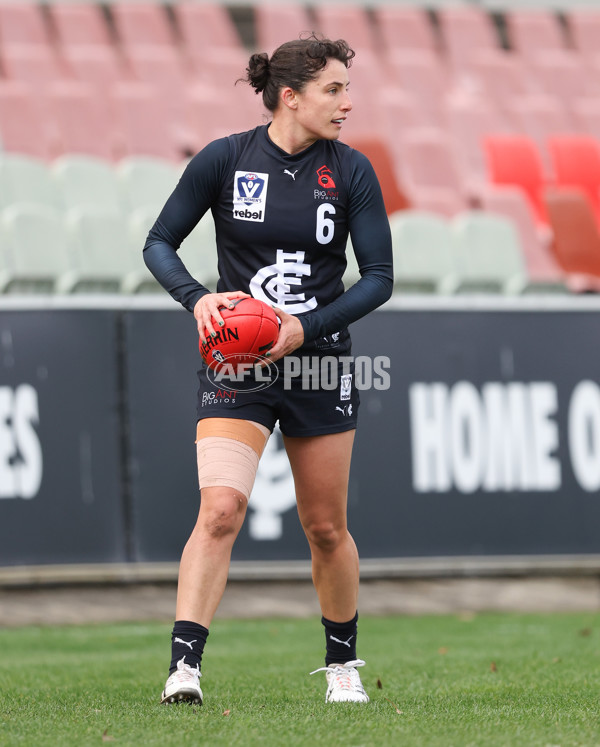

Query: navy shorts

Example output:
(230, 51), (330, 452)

(196, 351), (359, 437)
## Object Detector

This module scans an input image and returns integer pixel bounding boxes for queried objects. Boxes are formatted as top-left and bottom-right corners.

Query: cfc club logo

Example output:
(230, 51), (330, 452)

(316, 165), (336, 189)
(233, 171), (269, 222)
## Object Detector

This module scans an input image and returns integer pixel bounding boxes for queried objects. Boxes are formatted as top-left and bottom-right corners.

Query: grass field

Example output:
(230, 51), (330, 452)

(1, 612), (599, 746)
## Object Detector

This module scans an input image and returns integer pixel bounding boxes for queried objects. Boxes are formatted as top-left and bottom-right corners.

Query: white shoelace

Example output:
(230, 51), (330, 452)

(309, 658), (366, 693)
(171, 657), (201, 684)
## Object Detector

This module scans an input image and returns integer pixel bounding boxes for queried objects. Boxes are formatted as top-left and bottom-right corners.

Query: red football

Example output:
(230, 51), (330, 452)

(199, 297), (279, 370)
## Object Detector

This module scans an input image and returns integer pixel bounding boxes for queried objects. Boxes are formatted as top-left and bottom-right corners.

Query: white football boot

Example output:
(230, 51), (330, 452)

(310, 659), (370, 703)
(160, 657), (203, 704)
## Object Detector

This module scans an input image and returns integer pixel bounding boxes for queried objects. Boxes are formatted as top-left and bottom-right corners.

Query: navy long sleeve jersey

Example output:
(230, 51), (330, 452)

(143, 125), (393, 346)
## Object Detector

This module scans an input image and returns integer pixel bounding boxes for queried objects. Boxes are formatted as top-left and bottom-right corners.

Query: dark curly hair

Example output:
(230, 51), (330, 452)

(244, 33), (355, 112)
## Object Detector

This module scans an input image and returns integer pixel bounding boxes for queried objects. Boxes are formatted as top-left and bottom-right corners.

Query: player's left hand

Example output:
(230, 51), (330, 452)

(266, 307), (304, 362)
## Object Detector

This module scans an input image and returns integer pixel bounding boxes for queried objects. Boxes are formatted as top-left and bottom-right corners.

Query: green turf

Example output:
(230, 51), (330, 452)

(1, 613), (599, 746)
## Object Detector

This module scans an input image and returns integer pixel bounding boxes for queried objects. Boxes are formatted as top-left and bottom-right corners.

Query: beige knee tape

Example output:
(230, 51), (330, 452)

(195, 419), (270, 498)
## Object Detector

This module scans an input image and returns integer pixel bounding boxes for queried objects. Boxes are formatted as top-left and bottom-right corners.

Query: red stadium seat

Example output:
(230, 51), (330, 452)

(508, 95), (577, 179)
(174, 2), (245, 53)
(547, 136), (600, 224)
(62, 44), (129, 92)
(445, 93), (514, 192)
(185, 80), (264, 149)
(253, 4), (313, 52)
(506, 10), (567, 62)
(387, 50), (449, 123)
(544, 188), (600, 280)
(343, 137), (411, 216)
(47, 81), (115, 160)
(312, 6), (379, 57)
(569, 10), (600, 66)
(437, 6), (501, 73)
(398, 128), (469, 217)
(111, 81), (182, 161)
(110, 3), (176, 49)
(49, 3), (114, 48)
(466, 50), (537, 123)
(124, 45), (195, 154)
(528, 51), (598, 111)
(480, 186), (566, 290)
(0, 81), (53, 159)
(373, 7), (439, 57)
(0, 2), (51, 46)
(573, 98), (600, 143)
(483, 135), (549, 225)
(0, 43), (68, 92)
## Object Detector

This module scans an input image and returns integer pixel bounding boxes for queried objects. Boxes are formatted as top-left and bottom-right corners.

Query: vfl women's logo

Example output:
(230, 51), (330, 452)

(233, 171), (269, 222)
(316, 165), (336, 189)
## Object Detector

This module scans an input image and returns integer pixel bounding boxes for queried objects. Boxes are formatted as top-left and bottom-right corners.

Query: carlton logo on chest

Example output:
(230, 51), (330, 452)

(233, 171), (269, 222)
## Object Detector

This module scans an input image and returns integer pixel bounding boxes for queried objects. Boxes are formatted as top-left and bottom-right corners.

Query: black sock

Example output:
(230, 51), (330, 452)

(169, 620), (209, 674)
(322, 612), (359, 665)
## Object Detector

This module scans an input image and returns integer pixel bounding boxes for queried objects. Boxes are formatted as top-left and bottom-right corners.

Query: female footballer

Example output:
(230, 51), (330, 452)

(143, 34), (393, 705)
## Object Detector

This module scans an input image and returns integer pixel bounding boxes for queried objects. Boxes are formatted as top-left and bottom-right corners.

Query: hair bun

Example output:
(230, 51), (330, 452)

(246, 52), (270, 94)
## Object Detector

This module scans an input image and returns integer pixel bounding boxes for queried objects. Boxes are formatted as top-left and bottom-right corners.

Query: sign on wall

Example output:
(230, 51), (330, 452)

(0, 310), (126, 565)
(2, 302), (599, 569)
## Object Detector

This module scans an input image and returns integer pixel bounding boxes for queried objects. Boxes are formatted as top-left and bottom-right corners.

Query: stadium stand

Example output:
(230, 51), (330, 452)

(49, 2), (114, 49)
(547, 136), (600, 226)
(397, 127), (471, 216)
(479, 186), (567, 292)
(451, 211), (531, 294)
(573, 98), (600, 143)
(2, 1), (600, 297)
(109, 2), (177, 50)
(0, 203), (72, 294)
(61, 206), (147, 294)
(0, 81), (53, 159)
(312, 5), (379, 58)
(544, 189), (600, 286)
(116, 156), (180, 211)
(483, 135), (551, 225)
(52, 155), (123, 212)
(436, 5), (502, 75)
(507, 94), (573, 179)
(48, 80), (116, 159)
(0, 2), (52, 48)
(0, 42), (68, 91)
(373, 6), (440, 57)
(388, 210), (459, 294)
(0, 153), (62, 211)
(61, 44), (130, 101)
(254, 4), (315, 52)
(568, 8), (600, 66)
(444, 92), (514, 192)
(528, 51), (598, 115)
(173, 2), (246, 54)
(176, 212), (220, 292)
(110, 81), (182, 161)
(386, 49), (449, 126)
(342, 237), (361, 287)
(505, 9), (568, 63)
(343, 136), (411, 216)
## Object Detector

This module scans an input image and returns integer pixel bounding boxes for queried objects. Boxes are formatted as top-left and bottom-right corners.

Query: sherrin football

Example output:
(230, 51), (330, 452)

(199, 297), (279, 370)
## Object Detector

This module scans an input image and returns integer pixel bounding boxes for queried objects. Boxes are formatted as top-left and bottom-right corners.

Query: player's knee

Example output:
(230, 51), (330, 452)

(199, 492), (247, 541)
(304, 520), (344, 553)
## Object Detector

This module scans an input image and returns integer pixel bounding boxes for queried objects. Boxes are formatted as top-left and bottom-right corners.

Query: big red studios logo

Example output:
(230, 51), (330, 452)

(314, 164), (339, 201)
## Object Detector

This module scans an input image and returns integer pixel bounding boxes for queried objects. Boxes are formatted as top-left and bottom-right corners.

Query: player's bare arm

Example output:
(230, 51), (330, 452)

(194, 291), (251, 342)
